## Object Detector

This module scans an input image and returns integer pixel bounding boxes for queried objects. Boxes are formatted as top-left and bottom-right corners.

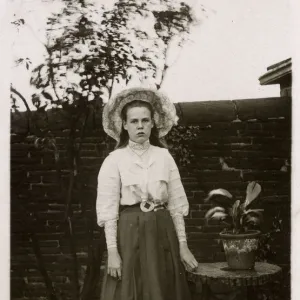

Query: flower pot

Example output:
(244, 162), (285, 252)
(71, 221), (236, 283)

(220, 230), (260, 270)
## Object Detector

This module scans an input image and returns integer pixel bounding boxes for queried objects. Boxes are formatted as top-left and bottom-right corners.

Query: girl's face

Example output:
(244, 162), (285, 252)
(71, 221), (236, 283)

(123, 106), (154, 144)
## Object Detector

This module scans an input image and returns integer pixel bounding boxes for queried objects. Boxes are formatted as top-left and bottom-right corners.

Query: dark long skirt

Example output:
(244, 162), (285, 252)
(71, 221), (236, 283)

(100, 206), (192, 300)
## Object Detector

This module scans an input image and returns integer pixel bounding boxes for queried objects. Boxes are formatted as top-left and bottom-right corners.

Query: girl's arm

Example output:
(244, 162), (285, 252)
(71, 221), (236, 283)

(166, 151), (198, 270)
(96, 153), (122, 278)
(96, 152), (121, 249)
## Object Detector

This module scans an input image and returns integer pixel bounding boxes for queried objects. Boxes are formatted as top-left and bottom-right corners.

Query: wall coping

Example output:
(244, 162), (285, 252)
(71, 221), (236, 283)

(11, 97), (291, 134)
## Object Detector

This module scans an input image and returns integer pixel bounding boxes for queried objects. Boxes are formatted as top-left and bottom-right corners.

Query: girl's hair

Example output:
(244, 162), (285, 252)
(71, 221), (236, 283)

(115, 100), (167, 149)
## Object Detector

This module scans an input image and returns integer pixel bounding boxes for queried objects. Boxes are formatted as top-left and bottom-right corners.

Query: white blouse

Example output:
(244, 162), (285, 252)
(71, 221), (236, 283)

(96, 144), (189, 227)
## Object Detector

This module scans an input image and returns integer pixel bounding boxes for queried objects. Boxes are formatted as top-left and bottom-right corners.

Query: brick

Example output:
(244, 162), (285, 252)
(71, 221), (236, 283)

(11, 157), (41, 165)
(11, 134), (27, 143)
(216, 122), (247, 130)
(187, 237), (220, 246)
(11, 150), (29, 158)
(195, 182), (247, 194)
(242, 171), (290, 182)
(42, 173), (61, 183)
(29, 150), (43, 159)
(262, 120), (291, 130)
(194, 130), (240, 140)
(77, 150), (99, 157)
(185, 219), (206, 227)
(261, 196), (290, 204)
(213, 252), (226, 262)
(11, 287), (25, 298)
(35, 233), (65, 240)
(188, 243), (221, 255)
(11, 170), (27, 184)
(81, 164), (102, 172)
(246, 122), (263, 130)
(233, 150), (287, 158)
(190, 211), (205, 218)
(39, 247), (62, 255)
(194, 170), (241, 182)
(76, 137), (106, 143)
(189, 195), (206, 205)
(53, 137), (68, 145)
(80, 143), (96, 151)
(199, 136), (253, 144)
(37, 254), (70, 264)
(196, 143), (263, 151)
(23, 287), (47, 297)
(252, 136), (290, 144)
(25, 163), (58, 172)
(182, 181), (199, 189)
(240, 129), (289, 138)
(225, 157), (286, 170)
(27, 173), (43, 184)
(31, 182), (60, 191)
(11, 143), (32, 150)
(202, 225), (226, 233)
(80, 157), (104, 166)
(37, 211), (65, 221)
(189, 204), (202, 211)
(205, 218), (227, 226)
(38, 240), (59, 247)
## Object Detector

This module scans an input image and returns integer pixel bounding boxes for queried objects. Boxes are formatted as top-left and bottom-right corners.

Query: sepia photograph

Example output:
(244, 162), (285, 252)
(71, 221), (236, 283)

(1, 0), (297, 299)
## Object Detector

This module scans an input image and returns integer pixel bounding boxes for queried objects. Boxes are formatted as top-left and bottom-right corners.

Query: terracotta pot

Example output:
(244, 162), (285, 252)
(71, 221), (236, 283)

(220, 230), (260, 270)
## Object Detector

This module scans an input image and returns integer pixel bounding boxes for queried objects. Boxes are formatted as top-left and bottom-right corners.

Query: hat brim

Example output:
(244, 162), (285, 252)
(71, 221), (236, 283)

(102, 88), (178, 141)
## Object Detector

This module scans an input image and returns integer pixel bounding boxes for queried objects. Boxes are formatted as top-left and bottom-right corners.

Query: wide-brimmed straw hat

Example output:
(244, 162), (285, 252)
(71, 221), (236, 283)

(102, 87), (179, 141)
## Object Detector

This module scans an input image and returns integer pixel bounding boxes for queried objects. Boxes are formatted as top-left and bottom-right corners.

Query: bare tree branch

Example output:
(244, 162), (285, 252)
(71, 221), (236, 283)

(10, 86), (32, 113)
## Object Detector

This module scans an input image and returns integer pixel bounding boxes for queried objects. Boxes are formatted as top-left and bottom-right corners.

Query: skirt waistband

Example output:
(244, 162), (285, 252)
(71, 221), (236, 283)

(120, 202), (167, 213)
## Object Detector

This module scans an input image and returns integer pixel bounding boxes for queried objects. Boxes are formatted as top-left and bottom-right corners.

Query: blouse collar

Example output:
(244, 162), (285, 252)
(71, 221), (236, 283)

(128, 139), (150, 151)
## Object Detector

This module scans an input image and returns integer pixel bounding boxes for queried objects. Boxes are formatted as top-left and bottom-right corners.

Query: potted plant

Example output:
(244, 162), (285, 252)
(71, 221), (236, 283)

(205, 181), (264, 270)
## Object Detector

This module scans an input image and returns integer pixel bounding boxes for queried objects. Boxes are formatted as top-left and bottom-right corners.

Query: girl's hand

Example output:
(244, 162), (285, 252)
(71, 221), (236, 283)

(107, 248), (122, 280)
(179, 242), (198, 272)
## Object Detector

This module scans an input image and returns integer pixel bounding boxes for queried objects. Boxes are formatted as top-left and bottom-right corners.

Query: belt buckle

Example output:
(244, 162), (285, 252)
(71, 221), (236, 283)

(140, 201), (155, 212)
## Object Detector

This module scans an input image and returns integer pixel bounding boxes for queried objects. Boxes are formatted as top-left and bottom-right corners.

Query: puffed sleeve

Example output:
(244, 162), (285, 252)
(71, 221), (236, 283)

(96, 152), (121, 227)
(166, 151), (189, 217)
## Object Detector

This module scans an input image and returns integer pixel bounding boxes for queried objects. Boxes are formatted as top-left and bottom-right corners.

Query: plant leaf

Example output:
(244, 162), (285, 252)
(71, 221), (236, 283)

(245, 209), (264, 213)
(244, 210), (264, 221)
(205, 189), (233, 207)
(232, 200), (241, 230)
(245, 181), (261, 208)
(243, 215), (262, 227)
(210, 211), (228, 220)
(205, 189), (233, 200)
(205, 207), (225, 219)
(241, 209), (264, 228)
(232, 200), (240, 218)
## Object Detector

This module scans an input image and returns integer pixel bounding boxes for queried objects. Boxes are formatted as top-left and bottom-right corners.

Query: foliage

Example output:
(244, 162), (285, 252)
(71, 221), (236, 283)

(204, 181), (264, 234)
(29, 0), (197, 111)
(166, 125), (210, 166)
(256, 209), (285, 263)
(15, 57), (32, 70)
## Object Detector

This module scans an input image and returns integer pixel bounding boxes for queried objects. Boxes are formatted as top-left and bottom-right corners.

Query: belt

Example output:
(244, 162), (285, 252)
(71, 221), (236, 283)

(120, 202), (167, 213)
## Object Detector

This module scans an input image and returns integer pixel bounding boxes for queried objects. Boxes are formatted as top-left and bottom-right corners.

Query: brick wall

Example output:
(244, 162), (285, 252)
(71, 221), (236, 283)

(11, 97), (291, 300)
